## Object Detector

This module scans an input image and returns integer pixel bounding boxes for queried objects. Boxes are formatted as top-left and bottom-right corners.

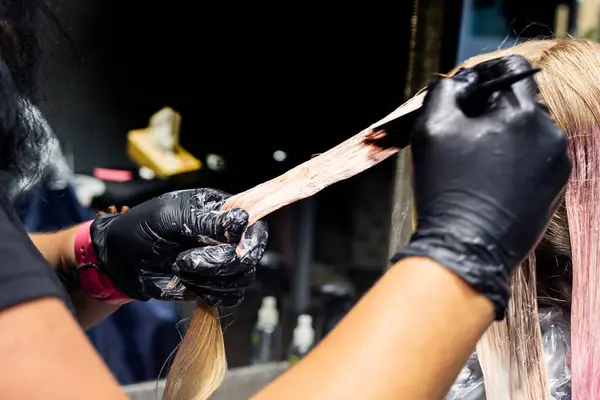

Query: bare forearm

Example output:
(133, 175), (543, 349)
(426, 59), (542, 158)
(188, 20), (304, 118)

(0, 298), (128, 400)
(29, 225), (122, 328)
(29, 226), (79, 271)
(254, 257), (494, 400)
(71, 290), (123, 330)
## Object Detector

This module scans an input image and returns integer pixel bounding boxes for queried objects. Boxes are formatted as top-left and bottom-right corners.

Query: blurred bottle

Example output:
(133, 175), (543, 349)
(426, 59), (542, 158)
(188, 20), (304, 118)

(288, 314), (315, 365)
(250, 296), (282, 364)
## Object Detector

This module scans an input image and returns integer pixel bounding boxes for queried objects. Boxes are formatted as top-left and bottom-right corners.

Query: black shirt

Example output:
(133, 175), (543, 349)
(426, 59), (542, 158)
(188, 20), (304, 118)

(0, 189), (72, 313)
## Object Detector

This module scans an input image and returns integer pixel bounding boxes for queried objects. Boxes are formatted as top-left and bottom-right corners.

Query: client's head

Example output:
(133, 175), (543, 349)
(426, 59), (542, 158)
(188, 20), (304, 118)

(449, 38), (600, 399)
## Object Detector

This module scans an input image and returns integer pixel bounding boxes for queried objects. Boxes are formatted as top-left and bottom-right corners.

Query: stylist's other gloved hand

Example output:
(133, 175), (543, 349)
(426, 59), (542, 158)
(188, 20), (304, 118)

(91, 188), (268, 306)
(392, 55), (571, 319)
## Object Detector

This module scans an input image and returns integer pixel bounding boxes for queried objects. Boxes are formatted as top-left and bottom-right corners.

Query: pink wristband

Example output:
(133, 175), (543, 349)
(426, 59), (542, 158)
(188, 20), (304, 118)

(75, 221), (132, 305)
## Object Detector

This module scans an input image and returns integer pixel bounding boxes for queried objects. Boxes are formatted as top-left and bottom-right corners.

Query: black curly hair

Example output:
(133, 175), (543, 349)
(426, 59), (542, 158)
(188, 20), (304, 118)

(0, 0), (53, 196)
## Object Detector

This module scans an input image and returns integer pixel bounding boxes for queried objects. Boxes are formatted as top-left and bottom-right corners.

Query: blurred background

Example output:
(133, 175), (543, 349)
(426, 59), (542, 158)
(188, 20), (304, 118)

(18, 0), (590, 397)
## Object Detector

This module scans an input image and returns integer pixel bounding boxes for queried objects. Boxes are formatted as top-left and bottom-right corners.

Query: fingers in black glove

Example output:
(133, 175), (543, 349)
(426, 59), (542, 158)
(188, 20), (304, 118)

(171, 220), (268, 291)
(139, 271), (253, 307)
(174, 245), (239, 276)
(173, 221), (268, 276)
(152, 188), (248, 246)
(393, 55), (571, 319)
(191, 208), (249, 245)
(237, 220), (269, 263)
(192, 287), (247, 308)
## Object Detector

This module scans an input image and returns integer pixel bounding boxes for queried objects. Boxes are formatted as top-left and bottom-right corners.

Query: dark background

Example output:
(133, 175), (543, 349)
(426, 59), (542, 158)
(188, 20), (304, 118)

(38, 1), (414, 194)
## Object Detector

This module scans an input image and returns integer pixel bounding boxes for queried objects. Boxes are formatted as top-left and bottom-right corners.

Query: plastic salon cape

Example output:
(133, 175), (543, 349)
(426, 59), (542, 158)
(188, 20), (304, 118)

(445, 307), (571, 400)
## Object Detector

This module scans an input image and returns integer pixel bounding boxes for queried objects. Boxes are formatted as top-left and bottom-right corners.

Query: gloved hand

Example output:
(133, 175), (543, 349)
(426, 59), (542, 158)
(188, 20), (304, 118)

(90, 188), (268, 307)
(392, 55), (571, 319)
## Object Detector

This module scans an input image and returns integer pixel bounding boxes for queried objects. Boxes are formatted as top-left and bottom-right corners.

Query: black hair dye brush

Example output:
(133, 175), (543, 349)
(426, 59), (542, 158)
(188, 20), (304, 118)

(457, 67), (542, 116)
(365, 66), (542, 149)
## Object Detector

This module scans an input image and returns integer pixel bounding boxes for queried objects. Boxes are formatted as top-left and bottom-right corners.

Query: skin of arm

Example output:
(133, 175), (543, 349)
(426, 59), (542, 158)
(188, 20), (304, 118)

(29, 225), (79, 273)
(29, 225), (122, 329)
(253, 257), (494, 400)
(0, 297), (128, 400)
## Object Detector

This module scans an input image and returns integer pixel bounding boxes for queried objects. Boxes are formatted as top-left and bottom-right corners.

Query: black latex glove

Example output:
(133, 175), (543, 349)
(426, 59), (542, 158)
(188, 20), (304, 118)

(392, 55), (571, 319)
(90, 188), (269, 307)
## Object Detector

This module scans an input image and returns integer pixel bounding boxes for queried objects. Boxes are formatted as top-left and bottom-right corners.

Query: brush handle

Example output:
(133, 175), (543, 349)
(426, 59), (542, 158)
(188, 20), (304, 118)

(458, 68), (541, 116)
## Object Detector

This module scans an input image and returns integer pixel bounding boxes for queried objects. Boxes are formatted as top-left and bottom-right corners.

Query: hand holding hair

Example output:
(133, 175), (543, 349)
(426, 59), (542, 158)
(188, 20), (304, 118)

(89, 188), (268, 307)
(392, 55), (571, 319)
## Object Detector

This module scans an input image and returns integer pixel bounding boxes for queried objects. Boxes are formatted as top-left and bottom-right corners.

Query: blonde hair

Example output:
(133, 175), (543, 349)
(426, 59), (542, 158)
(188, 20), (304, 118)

(450, 38), (600, 399)
(163, 305), (226, 400)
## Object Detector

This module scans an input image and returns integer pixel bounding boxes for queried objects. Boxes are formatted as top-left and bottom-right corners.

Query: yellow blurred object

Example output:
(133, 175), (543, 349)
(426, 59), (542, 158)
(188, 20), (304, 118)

(577, 0), (599, 40)
(554, 4), (570, 38)
(127, 107), (202, 179)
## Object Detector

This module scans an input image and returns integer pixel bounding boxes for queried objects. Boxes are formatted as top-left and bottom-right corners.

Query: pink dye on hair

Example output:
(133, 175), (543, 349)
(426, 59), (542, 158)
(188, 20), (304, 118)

(566, 125), (600, 399)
